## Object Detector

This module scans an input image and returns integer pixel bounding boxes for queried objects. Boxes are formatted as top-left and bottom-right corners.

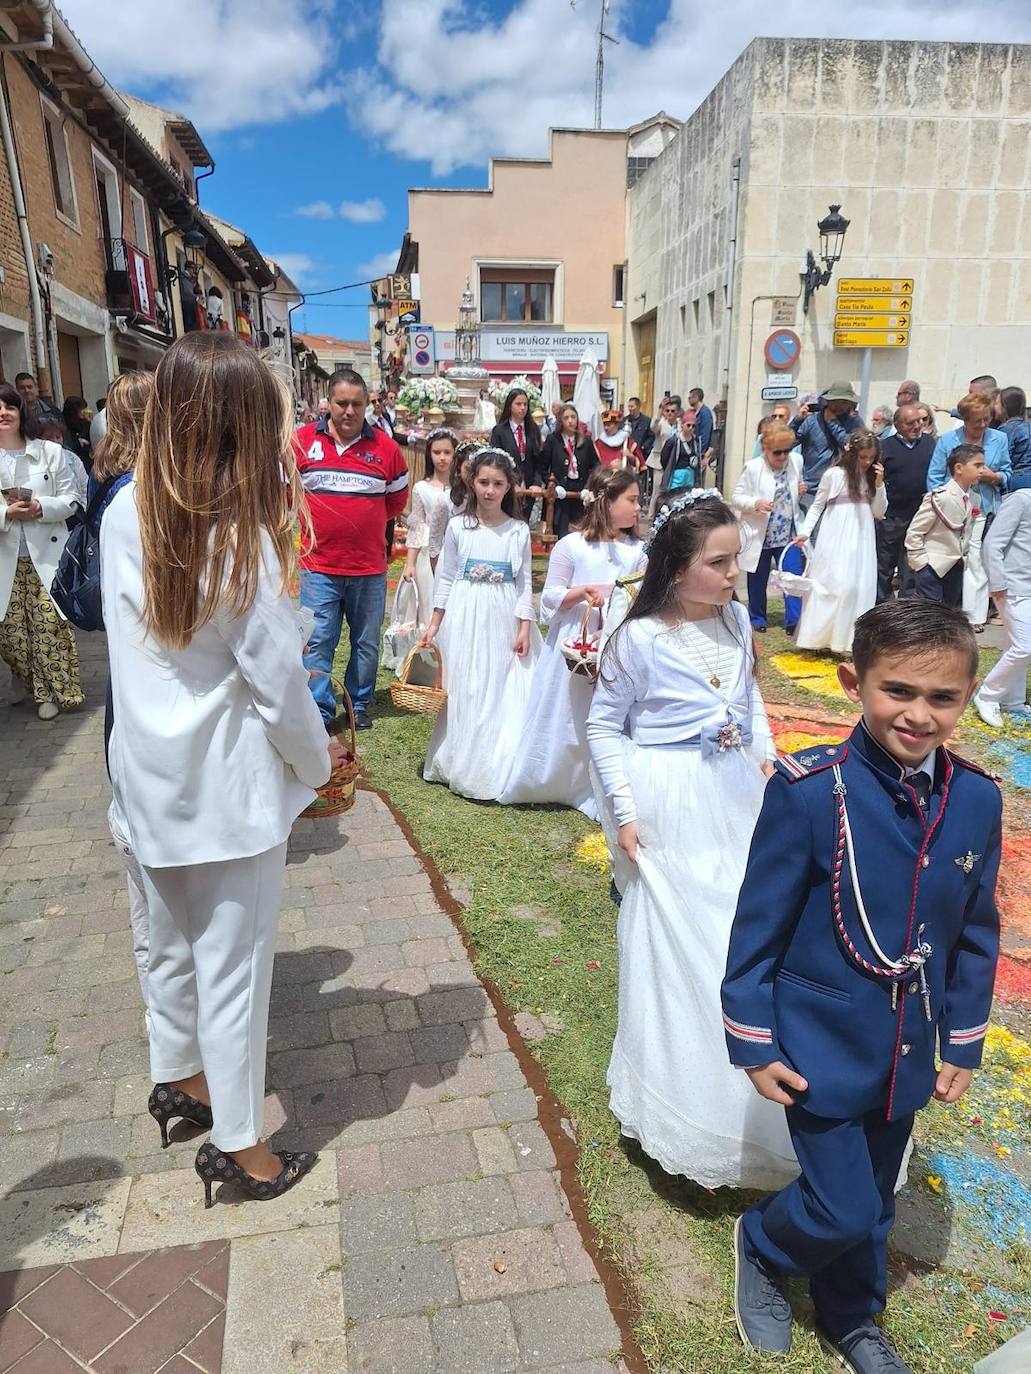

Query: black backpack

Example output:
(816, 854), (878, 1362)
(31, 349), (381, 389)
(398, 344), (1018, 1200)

(50, 474), (128, 631)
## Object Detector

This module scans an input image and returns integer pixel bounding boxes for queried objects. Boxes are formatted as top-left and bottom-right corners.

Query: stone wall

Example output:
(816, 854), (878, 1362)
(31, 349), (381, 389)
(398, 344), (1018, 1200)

(626, 37), (1031, 485)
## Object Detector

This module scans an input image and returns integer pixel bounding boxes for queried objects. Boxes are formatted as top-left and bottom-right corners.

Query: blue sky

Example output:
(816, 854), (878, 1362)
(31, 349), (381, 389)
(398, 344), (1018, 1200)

(59, 0), (1028, 338)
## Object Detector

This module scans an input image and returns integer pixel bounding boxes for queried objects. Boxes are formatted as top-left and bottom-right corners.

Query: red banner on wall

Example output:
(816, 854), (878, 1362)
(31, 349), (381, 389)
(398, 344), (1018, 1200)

(125, 243), (156, 322)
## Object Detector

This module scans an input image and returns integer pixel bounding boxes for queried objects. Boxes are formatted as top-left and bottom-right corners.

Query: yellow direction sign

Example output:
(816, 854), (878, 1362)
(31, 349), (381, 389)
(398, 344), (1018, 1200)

(834, 313), (912, 331)
(834, 329), (909, 348)
(836, 295), (912, 314)
(837, 278), (914, 295)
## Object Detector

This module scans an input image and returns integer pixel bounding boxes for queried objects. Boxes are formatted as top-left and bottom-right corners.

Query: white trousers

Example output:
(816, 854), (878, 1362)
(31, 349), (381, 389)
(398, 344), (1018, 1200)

(108, 799), (150, 1010)
(979, 596), (1031, 708)
(963, 514), (990, 625)
(140, 842), (287, 1151)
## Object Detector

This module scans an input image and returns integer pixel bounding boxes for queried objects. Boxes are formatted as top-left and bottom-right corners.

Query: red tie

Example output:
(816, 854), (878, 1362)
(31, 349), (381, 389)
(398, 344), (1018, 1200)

(516, 424), (525, 457)
(566, 437), (577, 479)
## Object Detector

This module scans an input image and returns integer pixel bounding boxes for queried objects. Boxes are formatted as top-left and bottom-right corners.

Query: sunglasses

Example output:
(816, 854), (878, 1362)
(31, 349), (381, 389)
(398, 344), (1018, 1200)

(769, 447), (793, 456)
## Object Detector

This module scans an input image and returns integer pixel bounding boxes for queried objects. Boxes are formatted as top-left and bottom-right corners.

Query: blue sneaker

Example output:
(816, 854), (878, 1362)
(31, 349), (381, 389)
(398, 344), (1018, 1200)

(818, 1322), (912, 1373)
(732, 1216), (792, 1352)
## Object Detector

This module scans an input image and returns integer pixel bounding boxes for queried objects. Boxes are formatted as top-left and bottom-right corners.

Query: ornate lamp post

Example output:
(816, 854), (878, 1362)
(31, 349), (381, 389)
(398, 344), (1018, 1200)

(800, 204), (850, 313)
(455, 281), (482, 368)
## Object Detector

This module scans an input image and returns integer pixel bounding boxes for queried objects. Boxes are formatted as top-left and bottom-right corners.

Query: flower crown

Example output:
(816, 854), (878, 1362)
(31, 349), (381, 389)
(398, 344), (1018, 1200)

(645, 488), (727, 552)
(472, 446), (517, 471)
(425, 427), (458, 447)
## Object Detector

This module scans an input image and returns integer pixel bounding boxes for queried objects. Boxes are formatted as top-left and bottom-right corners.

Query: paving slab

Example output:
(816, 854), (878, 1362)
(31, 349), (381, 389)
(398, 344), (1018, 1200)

(0, 638), (631, 1373)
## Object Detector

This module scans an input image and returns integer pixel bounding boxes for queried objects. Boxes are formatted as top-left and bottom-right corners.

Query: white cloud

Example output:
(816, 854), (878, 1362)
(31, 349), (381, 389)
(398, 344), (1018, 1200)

(269, 252), (317, 284)
(356, 250), (400, 280)
(339, 198), (387, 224)
(349, 0), (1031, 174)
(296, 201), (337, 220)
(58, 0), (342, 131)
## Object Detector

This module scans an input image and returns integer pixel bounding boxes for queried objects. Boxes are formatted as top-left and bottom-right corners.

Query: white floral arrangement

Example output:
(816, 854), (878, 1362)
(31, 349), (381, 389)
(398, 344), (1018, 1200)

(488, 375), (543, 413)
(398, 376), (460, 412)
(467, 562), (507, 584)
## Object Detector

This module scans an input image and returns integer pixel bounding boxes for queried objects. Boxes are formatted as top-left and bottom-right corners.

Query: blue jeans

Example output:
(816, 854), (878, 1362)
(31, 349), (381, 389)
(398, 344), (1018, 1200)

(300, 570), (387, 720)
(748, 544), (800, 631)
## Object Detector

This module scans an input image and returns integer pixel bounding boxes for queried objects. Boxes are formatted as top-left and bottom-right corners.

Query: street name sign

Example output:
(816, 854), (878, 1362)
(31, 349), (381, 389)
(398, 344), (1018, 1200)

(761, 384), (798, 401)
(833, 329), (909, 348)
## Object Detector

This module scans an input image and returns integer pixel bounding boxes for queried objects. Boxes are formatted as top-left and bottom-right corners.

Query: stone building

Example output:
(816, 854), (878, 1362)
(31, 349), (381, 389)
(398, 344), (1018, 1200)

(294, 333), (377, 405)
(624, 38), (1031, 485)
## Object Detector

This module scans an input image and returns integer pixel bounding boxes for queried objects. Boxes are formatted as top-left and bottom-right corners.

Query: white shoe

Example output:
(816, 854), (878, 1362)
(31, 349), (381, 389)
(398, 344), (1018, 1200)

(7, 678), (26, 705)
(973, 694), (1003, 729)
(37, 701), (59, 721)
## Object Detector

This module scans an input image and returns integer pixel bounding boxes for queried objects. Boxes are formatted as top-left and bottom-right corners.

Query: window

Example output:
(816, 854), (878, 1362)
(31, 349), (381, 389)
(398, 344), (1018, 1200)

(92, 151), (119, 267)
(480, 277), (553, 323)
(692, 298), (700, 332)
(612, 265), (625, 308)
(130, 190), (150, 254)
(626, 156), (654, 189)
(707, 290), (716, 325)
(680, 304), (687, 338)
(41, 97), (78, 226)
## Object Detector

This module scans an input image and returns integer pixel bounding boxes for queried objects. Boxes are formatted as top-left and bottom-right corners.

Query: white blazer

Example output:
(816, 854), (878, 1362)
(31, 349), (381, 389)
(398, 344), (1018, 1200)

(731, 454), (804, 573)
(0, 438), (77, 618)
(101, 483), (331, 868)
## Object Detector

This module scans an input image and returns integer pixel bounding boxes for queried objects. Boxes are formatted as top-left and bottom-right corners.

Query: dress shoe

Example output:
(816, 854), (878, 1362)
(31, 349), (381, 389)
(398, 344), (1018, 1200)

(353, 711), (373, 731)
(732, 1216), (791, 1353)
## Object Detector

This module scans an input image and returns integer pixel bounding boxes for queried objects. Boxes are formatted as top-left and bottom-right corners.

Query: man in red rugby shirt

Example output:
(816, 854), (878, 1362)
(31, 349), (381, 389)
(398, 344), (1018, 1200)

(295, 369), (408, 730)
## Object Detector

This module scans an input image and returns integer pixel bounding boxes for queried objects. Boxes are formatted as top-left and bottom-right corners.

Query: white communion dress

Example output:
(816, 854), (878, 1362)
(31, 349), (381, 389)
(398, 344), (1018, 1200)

(500, 531), (646, 817)
(404, 479), (452, 628)
(423, 515), (543, 800)
(586, 602), (799, 1190)
(795, 468), (887, 654)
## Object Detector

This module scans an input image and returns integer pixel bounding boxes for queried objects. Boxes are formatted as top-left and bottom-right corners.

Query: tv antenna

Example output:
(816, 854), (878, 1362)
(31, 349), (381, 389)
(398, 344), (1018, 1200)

(571, 0), (619, 128)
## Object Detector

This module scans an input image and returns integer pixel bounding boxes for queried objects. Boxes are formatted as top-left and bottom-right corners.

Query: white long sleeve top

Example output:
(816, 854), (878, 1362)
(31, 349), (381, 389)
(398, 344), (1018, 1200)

(433, 515), (535, 621)
(538, 531), (646, 628)
(800, 466), (887, 538)
(405, 479), (451, 559)
(587, 601), (775, 824)
(101, 483), (330, 868)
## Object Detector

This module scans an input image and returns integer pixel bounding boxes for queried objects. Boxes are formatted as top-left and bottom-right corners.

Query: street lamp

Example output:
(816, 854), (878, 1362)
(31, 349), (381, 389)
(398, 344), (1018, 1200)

(800, 204), (850, 314)
(166, 226), (208, 285)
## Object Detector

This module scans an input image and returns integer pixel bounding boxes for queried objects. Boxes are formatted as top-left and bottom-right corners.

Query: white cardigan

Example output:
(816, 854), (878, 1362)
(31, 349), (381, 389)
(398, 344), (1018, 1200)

(0, 438), (77, 618)
(730, 454), (804, 573)
(101, 483), (330, 868)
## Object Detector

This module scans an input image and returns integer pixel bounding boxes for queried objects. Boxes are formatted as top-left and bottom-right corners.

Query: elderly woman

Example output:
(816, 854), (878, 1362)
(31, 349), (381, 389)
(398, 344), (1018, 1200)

(0, 382), (82, 719)
(926, 391), (1011, 630)
(914, 401), (938, 439)
(732, 422), (805, 634)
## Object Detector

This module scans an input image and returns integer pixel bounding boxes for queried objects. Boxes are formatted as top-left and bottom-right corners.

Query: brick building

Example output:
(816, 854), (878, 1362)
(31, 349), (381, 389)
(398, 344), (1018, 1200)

(0, 3), (298, 407)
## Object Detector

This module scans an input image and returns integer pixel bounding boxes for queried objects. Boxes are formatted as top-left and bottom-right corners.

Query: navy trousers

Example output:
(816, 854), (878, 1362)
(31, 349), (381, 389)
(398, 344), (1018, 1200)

(747, 544), (801, 631)
(741, 1104), (914, 1340)
(911, 562), (963, 608)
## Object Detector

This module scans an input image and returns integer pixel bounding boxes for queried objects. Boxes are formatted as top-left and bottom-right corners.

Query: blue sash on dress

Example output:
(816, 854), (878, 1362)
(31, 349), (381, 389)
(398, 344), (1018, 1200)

(462, 558), (514, 584)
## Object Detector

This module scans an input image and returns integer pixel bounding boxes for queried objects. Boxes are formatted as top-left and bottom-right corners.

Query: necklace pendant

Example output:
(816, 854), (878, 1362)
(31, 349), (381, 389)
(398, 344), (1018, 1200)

(710, 674), (721, 688)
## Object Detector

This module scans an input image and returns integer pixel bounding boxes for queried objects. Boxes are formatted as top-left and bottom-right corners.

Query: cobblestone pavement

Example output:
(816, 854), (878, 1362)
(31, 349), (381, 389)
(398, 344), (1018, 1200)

(0, 636), (631, 1373)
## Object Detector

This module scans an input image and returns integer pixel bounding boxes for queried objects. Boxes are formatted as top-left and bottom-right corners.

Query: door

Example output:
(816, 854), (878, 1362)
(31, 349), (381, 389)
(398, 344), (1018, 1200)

(57, 330), (83, 402)
(634, 315), (656, 416)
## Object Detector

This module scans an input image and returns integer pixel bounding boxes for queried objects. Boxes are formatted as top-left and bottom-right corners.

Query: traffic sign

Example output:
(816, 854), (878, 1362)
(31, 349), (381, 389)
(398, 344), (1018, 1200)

(834, 314), (911, 331)
(836, 295), (912, 314)
(761, 385), (798, 401)
(837, 278), (914, 295)
(764, 329), (802, 371)
(833, 330), (909, 348)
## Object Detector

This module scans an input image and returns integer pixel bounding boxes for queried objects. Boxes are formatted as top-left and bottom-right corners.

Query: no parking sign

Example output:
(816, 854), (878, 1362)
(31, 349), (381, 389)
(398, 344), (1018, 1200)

(408, 325), (436, 375)
(763, 329), (801, 372)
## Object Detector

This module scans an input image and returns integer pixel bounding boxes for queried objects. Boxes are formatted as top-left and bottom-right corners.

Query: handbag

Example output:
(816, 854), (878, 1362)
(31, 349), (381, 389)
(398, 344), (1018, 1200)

(560, 603), (602, 681)
(50, 474), (126, 631)
(771, 545), (813, 596)
(382, 577), (422, 672)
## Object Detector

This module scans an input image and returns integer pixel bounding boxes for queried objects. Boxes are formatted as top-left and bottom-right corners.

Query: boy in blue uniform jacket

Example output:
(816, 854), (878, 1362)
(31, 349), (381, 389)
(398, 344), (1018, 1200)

(722, 599), (1001, 1374)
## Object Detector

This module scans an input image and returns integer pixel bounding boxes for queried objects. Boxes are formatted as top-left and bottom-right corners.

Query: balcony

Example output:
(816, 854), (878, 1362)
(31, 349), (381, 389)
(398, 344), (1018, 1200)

(105, 237), (163, 328)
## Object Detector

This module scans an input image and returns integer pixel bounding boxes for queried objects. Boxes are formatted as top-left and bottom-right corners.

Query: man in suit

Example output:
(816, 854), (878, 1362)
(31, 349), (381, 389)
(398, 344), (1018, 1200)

(626, 396), (655, 461)
(876, 403), (936, 601)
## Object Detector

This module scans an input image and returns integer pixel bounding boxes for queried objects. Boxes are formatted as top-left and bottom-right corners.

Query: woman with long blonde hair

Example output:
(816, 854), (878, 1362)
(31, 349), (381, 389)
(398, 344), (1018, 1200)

(101, 333), (337, 1206)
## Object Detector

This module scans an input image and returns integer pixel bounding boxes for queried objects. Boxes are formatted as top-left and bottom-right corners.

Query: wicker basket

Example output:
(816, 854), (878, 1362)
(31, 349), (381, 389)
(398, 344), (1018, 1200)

(390, 642), (447, 716)
(560, 603), (601, 682)
(302, 673), (362, 818)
